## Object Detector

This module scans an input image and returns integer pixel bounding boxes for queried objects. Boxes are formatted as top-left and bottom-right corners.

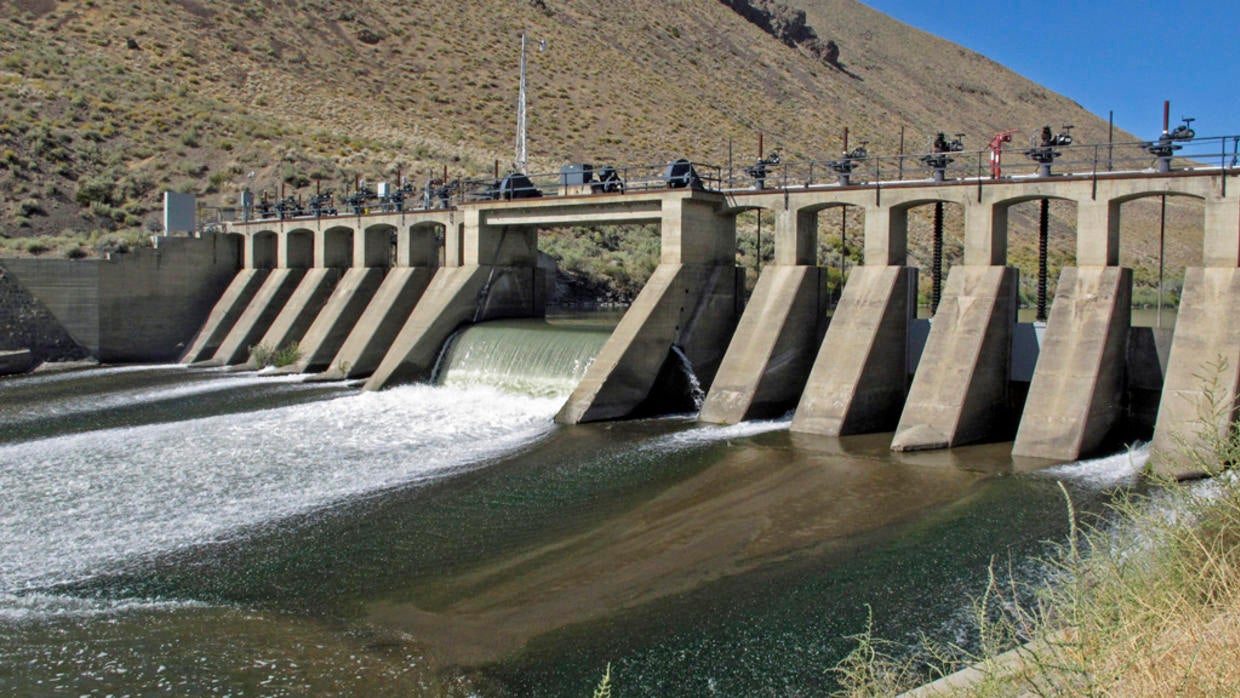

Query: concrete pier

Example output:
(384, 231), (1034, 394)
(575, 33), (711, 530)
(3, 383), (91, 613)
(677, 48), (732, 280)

(791, 265), (917, 436)
(559, 263), (738, 423)
(891, 266), (1017, 451)
(283, 267), (385, 374)
(558, 192), (738, 424)
(1150, 267), (1240, 477)
(242, 268), (339, 369)
(202, 268), (305, 366)
(1013, 267), (1132, 460)
(181, 268), (269, 363)
(699, 265), (827, 423)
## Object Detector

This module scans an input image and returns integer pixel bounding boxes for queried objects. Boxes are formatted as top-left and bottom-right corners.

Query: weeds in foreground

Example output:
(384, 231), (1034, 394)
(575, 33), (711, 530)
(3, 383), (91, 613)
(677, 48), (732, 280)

(832, 391), (1240, 697)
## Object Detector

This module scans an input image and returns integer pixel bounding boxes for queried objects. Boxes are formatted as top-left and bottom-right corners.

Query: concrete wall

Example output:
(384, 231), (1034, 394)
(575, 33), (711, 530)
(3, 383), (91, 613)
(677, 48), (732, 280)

(2, 235), (239, 362)
(0, 265), (89, 362)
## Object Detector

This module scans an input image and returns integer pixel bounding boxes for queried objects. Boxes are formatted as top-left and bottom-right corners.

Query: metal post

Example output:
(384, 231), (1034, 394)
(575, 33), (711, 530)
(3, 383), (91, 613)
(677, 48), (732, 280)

(1158, 194), (1167, 328)
(932, 201), (944, 315)
(898, 126), (905, 180)
(1107, 110), (1114, 172)
(836, 206), (848, 302)
(755, 209), (762, 277)
(1037, 198), (1049, 322)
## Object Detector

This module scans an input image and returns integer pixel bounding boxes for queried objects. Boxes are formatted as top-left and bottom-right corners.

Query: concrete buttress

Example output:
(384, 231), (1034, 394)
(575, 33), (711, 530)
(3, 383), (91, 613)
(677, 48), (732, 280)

(201, 268), (305, 366)
(180, 268), (268, 363)
(891, 266), (1017, 451)
(1150, 267), (1240, 478)
(243, 268), (340, 369)
(1013, 267), (1132, 460)
(283, 267), (385, 374)
(558, 193), (738, 424)
(556, 263), (738, 423)
(791, 265), (916, 436)
(362, 264), (542, 389)
(699, 265), (827, 423)
(314, 267), (437, 380)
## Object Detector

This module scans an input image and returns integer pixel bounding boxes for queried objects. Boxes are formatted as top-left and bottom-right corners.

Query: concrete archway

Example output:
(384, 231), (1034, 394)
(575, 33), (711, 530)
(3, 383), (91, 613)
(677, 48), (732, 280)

(892, 199), (965, 315)
(219, 232), (244, 269)
(324, 226), (354, 269)
(286, 228), (314, 268)
(1113, 191), (1205, 323)
(991, 194), (1080, 318)
(251, 231), (277, 269)
(400, 222), (445, 268)
(362, 224), (395, 268)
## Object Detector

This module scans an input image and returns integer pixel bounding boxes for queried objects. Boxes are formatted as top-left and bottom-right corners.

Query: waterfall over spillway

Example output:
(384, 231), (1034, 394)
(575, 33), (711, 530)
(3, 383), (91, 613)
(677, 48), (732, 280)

(434, 319), (611, 398)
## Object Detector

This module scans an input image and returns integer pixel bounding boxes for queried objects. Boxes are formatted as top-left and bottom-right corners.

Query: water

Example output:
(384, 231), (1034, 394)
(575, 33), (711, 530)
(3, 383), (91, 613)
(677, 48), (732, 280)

(0, 320), (1147, 696)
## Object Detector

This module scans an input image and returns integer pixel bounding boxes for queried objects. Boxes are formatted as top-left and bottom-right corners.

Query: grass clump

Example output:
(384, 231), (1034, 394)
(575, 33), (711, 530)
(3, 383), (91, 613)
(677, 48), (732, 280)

(271, 341), (301, 368)
(248, 342), (274, 368)
(250, 341), (300, 368)
(832, 403), (1240, 697)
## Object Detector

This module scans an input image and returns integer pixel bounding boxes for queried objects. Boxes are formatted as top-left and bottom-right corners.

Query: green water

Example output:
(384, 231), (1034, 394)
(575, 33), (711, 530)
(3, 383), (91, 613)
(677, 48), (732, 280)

(0, 323), (1146, 696)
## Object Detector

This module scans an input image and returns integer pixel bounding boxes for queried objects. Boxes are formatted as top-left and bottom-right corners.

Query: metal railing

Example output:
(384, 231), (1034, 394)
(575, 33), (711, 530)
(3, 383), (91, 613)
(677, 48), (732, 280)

(721, 135), (1240, 192)
(209, 135), (1240, 228)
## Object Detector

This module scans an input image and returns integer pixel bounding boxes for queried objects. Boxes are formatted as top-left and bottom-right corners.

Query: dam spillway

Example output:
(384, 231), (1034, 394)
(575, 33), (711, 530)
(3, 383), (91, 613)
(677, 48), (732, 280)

(176, 160), (1240, 475)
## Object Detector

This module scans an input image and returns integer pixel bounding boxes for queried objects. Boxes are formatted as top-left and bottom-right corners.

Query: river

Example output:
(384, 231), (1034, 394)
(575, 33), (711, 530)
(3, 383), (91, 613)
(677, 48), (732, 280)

(0, 317), (1147, 696)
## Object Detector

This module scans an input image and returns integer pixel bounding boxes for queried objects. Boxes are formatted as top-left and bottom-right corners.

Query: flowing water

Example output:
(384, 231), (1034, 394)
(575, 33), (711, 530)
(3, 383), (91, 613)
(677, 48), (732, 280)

(0, 318), (1148, 696)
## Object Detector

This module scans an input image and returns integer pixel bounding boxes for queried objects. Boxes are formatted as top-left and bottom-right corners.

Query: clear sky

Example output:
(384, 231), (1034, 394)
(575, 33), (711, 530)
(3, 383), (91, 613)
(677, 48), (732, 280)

(862, 0), (1239, 141)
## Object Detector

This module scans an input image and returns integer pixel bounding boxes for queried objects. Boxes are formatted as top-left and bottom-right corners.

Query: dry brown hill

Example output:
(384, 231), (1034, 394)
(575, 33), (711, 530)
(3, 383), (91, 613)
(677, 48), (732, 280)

(0, 0), (1196, 303)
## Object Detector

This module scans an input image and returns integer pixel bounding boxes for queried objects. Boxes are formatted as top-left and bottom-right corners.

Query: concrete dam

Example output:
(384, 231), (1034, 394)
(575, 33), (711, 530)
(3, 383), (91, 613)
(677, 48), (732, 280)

(185, 154), (1240, 479)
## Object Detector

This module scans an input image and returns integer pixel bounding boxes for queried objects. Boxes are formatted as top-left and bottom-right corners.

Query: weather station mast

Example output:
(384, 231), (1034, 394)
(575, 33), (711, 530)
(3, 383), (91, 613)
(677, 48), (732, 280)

(514, 33), (546, 175)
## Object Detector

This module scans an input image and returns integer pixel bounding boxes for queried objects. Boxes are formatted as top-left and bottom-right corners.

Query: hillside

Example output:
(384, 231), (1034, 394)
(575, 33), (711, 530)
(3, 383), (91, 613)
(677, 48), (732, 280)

(0, 0), (1199, 302)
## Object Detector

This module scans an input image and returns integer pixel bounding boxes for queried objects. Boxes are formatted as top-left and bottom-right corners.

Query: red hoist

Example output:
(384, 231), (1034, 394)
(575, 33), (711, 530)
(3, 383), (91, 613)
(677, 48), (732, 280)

(988, 129), (1019, 178)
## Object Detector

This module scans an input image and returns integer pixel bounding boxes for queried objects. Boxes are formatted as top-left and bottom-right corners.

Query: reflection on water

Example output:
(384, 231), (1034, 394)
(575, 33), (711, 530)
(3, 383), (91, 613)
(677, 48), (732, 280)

(0, 360), (1144, 695)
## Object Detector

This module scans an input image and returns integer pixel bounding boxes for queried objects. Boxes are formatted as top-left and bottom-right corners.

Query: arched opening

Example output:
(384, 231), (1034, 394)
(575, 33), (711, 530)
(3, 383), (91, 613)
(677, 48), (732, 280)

(809, 203), (865, 307)
(324, 226), (354, 269)
(993, 196), (1078, 322)
(1115, 192), (1204, 329)
(900, 200), (964, 317)
(362, 224), (395, 268)
(286, 229), (314, 268)
(540, 223), (660, 305)
(220, 232), (244, 269)
(734, 206), (776, 295)
(400, 222), (445, 268)
(251, 231), (277, 269)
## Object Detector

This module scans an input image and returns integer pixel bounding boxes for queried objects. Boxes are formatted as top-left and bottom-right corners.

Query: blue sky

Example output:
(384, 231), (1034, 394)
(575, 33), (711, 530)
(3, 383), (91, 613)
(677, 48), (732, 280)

(863, 0), (1239, 140)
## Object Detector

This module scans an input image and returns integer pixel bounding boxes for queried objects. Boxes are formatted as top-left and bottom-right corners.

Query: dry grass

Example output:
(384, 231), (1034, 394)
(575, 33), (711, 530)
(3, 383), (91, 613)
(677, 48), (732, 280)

(833, 382), (1240, 697)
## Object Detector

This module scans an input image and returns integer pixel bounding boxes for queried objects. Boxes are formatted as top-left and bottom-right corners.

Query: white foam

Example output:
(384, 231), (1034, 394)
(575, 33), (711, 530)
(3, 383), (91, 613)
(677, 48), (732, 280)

(0, 372), (311, 428)
(0, 592), (205, 623)
(644, 416), (791, 452)
(1036, 443), (1149, 488)
(0, 383), (561, 600)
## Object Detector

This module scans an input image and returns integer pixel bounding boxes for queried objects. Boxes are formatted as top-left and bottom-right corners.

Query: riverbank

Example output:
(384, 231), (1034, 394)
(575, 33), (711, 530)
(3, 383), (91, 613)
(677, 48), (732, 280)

(834, 428), (1240, 696)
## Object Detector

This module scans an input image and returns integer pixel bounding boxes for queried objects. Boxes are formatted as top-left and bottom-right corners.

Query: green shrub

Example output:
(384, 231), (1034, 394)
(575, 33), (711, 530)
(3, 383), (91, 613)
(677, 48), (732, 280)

(18, 198), (44, 216)
(271, 341), (301, 368)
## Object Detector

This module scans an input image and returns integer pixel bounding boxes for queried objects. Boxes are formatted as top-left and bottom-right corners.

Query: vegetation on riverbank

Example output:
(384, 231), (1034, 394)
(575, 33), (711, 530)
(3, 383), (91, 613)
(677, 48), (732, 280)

(832, 414), (1240, 696)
